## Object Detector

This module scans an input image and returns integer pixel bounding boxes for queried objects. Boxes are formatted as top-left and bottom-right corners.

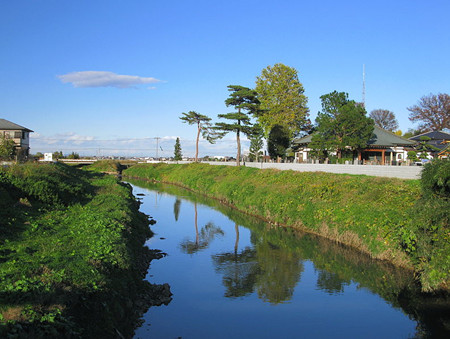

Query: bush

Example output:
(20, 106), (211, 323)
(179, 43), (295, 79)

(413, 159), (450, 291)
(421, 159), (450, 199)
(0, 135), (15, 160)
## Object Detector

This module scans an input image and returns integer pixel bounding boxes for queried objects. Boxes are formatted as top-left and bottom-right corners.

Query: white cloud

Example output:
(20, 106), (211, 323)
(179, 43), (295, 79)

(57, 71), (162, 89)
(30, 134), (248, 158)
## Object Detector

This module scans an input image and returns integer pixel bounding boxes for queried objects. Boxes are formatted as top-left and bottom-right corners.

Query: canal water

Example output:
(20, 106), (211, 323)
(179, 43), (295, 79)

(129, 179), (442, 339)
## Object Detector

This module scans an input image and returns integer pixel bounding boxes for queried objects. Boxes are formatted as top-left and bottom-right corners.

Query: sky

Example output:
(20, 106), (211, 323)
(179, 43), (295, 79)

(1, 0), (449, 157)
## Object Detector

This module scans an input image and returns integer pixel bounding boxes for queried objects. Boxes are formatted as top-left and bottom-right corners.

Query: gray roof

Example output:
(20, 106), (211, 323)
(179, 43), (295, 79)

(368, 126), (416, 147)
(409, 130), (450, 141)
(292, 133), (313, 145)
(293, 126), (416, 147)
(0, 118), (33, 132)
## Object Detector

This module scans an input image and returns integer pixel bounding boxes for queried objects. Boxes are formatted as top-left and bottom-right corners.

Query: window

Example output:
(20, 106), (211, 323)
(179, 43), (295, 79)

(15, 131), (22, 138)
(3, 131), (14, 138)
(398, 154), (402, 159)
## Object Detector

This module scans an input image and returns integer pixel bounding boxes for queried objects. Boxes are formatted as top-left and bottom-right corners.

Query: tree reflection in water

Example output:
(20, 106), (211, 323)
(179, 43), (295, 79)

(173, 198), (181, 222)
(179, 202), (224, 254)
(212, 223), (304, 304)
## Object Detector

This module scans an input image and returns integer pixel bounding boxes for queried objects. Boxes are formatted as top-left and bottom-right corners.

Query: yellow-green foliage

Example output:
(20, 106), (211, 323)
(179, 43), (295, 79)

(123, 163), (449, 291)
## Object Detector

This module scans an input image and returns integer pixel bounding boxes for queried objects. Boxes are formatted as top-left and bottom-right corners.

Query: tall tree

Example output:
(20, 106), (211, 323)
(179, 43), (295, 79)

(310, 91), (374, 159)
(369, 109), (399, 131)
(180, 111), (220, 162)
(408, 93), (450, 132)
(267, 124), (290, 160)
(255, 63), (309, 138)
(248, 124), (264, 162)
(215, 85), (260, 166)
(174, 137), (182, 161)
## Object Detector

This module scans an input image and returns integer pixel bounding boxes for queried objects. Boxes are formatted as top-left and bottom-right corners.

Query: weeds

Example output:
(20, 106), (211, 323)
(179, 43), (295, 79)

(0, 163), (156, 337)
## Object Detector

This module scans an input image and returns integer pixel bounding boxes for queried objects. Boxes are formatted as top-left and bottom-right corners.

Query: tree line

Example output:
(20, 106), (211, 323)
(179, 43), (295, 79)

(175, 63), (449, 164)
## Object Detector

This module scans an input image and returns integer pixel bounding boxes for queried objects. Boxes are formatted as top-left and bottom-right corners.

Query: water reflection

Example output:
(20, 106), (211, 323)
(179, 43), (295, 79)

(128, 178), (450, 338)
(179, 202), (224, 254)
(173, 198), (181, 222)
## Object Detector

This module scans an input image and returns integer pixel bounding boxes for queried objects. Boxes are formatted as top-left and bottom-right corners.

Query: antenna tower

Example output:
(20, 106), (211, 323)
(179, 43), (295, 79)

(362, 64), (366, 108)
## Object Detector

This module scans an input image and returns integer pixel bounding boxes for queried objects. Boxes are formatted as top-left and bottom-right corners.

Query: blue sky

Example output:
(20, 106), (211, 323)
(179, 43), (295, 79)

(1, 0), (449, 157)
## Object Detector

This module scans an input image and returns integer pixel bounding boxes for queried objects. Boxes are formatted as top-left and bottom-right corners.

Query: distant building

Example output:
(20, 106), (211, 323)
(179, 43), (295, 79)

(0, 118), (33, 158)
(409, 130), (450, 157)
(292, 126), (416, 165)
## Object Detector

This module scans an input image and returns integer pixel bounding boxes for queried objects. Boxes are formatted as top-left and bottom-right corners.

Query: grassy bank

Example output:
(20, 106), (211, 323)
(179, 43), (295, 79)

(123, 162), (449, 292)
(0, 163), (170, 337)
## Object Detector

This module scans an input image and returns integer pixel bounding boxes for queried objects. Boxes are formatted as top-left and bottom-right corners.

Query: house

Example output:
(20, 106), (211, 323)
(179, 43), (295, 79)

(408, 130), (450, 158)
(438, 144), (450, 159)
(0, 118), (33, 158)
(292, 126), (416, 165)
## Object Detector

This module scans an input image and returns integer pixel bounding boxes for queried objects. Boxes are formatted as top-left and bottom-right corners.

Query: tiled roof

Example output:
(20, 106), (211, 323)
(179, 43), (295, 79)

(0, 118), (33, 132)
(368, 126), (416, 147)
(292, 126), (416, 147)
(409, 130), (450, 141)
(438, 144), (450, 155)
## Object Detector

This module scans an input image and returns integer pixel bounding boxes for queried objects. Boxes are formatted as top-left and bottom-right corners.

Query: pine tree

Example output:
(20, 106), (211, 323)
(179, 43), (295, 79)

(180, 111), (221, 161)
(215, 85), (260, 166)
(174, 137), (182, 161)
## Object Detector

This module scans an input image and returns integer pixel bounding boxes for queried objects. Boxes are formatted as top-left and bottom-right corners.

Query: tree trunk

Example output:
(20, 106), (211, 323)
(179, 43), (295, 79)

(234, 223), (239, 255)
(236, 129), (241, 166)
(195, 124), (201, 162)
(194, 202), (199, 247)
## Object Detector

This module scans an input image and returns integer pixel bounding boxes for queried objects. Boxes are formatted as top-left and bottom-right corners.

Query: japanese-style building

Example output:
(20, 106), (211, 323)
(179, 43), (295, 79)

(292, 126), (416, 165)
(408, 130), (450, 157)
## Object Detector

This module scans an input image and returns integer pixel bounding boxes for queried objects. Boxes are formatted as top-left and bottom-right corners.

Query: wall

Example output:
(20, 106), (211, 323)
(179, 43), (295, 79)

(153, 160), (423, 180)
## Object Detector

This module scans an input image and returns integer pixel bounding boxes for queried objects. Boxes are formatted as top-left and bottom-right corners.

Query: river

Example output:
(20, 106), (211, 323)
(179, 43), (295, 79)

(128, 179), (447, 338)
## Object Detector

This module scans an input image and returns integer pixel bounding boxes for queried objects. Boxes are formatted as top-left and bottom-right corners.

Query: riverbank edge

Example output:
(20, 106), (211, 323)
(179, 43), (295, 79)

(0, 163), (171, 337)
(122, 162), (448, 293)
(124, 173), (412, 265)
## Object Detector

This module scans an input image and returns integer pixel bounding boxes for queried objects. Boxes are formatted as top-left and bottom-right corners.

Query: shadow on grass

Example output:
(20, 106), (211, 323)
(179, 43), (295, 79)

(0, 256), (172, 338)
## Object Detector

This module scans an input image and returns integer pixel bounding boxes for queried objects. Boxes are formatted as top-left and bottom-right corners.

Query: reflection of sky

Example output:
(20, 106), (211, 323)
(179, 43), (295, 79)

(132, 183), (416, 339)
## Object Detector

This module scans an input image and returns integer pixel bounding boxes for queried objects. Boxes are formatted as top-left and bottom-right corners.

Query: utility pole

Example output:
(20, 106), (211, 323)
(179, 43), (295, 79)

(154, 137), (161, 159)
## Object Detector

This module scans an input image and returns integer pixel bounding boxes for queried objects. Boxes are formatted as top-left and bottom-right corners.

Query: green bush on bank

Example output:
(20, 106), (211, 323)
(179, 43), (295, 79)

(0, 163), (153, 337)
(123, 162), (448, 292)
(412, 159), (450, 291)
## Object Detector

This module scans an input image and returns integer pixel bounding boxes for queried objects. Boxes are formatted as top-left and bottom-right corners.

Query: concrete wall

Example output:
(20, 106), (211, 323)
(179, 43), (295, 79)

(204, 161), (422, 179)
(145, 160), (423, 180)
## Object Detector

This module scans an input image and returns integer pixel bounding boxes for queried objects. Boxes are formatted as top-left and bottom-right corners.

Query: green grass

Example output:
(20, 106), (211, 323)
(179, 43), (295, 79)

(124, 162), (449, 292)
(84, 160), (123, 173)
(0, 163), (155, 337)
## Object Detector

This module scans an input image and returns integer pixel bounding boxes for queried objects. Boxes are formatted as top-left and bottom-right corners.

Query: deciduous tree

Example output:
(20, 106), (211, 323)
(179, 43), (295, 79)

(408, 93), (450, 132)
(255, 63), (309, 138)
(369, 109), (399, 131)
(215, 85), (260, 166)
(0, 135), (15, 160)
(180, 111), (220, 162)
